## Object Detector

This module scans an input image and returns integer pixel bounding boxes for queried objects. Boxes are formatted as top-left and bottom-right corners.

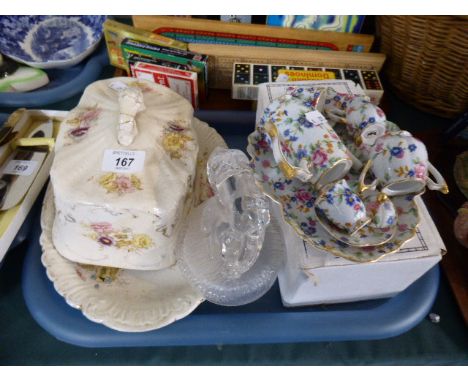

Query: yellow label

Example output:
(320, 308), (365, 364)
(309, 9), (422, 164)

(278, 69), (336, 81)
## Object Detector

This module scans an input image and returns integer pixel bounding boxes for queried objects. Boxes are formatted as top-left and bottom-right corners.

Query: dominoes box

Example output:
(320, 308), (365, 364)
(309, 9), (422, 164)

(232, 63), (384, 104)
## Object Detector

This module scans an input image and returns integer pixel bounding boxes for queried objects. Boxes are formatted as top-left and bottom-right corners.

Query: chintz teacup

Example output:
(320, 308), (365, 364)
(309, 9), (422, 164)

(259, 91), (353, 189)
(359, 131), (448, 196)
(345, 96), (387, 146)
(315, 179), (370, 235)
(323, 88), (357, 126)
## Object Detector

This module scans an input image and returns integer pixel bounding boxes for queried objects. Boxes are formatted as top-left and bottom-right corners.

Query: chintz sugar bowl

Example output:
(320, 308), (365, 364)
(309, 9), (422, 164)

(323, 89), (387, 147)
(360, 191), (397, 230)
(359, 131), (449, 196)
(259, 90), (353, 190)
(345, 96), (387, 146)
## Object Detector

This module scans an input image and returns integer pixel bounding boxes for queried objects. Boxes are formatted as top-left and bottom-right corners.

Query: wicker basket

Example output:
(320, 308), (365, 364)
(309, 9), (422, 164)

(377, 16), (468, 118)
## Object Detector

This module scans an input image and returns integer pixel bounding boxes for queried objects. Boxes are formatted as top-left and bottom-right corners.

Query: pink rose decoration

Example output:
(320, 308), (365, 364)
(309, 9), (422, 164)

(91, 222), (113, 234)
(258, 139), (269, 150)
(366, 200), (380, 214)
(376, 107), (385, 118)
(81, 109), (100, 123)
(116, 175), (136, 193)
(296, 189), (312, 203)
(312, 149), (328, 167)
(354, 203), (363, 212)
(262, 159), (271, 168)
(398, 223), (408, 232)
(415, 163), (427, 179)
(281, 141), (291, 154)
(374, 142), (384, 153)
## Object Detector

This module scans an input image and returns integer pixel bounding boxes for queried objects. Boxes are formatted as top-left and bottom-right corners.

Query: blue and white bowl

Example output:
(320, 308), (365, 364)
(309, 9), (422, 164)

(0, 16), (106, 69)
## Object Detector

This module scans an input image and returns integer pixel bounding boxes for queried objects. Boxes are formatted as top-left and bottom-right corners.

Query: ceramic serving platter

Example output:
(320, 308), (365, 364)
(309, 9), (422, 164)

(40, 118), (227, 332)
(247, 129), (420, 263)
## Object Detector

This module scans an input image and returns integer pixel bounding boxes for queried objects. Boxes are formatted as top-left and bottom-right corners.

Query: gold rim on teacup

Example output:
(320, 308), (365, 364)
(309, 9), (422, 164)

(358, 159), (449, 197)
(314, 207), (396, 247)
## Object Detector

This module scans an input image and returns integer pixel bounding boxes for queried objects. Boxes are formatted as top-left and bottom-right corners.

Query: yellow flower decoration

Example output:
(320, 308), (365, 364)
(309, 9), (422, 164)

(162, 130), (194, 160)
(394, 166), (410, 177)
(132, 234), (153, 249)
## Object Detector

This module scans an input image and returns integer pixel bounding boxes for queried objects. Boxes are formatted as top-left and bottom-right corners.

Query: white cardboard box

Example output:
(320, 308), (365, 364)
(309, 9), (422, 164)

(0, 109), (66, 264)
(277, 196), (445, 306)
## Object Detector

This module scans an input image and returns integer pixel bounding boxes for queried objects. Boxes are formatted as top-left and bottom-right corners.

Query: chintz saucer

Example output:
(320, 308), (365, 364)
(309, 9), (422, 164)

(247, 129), (420, 263)
(314, 205), (397, 247)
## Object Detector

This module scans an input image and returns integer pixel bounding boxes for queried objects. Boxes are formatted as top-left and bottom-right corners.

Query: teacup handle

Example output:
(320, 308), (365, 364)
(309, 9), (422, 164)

(358, 160), (378, 195)
(263, 122), (313, 182)
(427, 162), (449, 194)
(324, 110), (347, 125)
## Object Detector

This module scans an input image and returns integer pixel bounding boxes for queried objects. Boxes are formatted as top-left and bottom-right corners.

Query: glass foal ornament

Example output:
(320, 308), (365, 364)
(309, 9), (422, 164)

(177, 147), (285, 306)
(203, 147), (271, 278)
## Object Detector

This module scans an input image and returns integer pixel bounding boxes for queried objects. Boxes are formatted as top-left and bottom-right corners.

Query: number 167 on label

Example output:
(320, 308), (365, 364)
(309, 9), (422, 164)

(102, 150), (146, 173)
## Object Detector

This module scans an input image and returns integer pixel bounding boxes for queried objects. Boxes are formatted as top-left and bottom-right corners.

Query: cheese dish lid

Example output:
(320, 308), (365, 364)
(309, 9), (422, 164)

(50, 77), (199, 216)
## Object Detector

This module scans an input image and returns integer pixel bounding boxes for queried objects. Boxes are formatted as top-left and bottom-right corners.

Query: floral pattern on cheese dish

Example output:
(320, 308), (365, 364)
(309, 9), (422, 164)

(85, 222), (154, 252)
(66, 106), (102, 140)
(162, 123), (194, 160)
(193, 150), (215, 207)
(98, 173), (143, 195)
(74, 264), (121, 286)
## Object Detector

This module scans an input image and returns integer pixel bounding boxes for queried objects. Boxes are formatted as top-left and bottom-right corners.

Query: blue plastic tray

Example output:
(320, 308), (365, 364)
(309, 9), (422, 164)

(21, 111), (440, 347)
(0, 42), (109, 108)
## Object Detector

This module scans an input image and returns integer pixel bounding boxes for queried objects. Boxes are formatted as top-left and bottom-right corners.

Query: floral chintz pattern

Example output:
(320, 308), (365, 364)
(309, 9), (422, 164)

(315, 180), (367, 233)
(345, 97), (386, 136)
(247, 127), (420, 262)
(372, 136), (427, 182)
(98, 173), (143, 194)
(323, 89), (355, 118)
(258, 90), (351, 181)
(84, 222), (153, 252)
